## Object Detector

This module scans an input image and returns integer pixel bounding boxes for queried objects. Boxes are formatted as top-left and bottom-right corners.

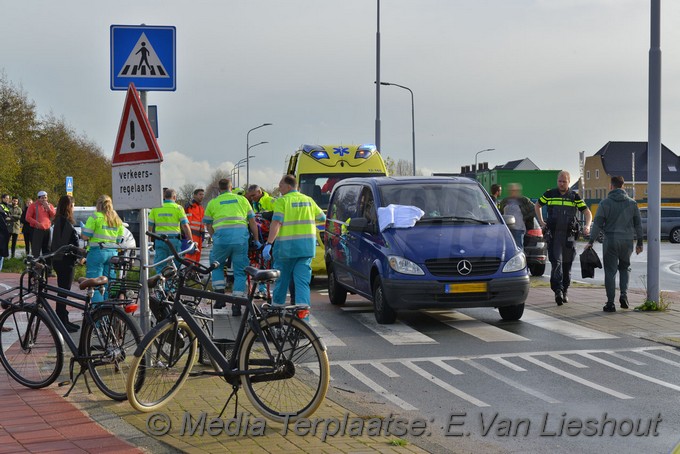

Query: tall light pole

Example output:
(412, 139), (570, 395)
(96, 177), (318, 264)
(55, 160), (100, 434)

(647, 0), (662, 304)
(233, 157), (248, 187)
(380, 81), (415, 175)
(246, 141), (268, 186)
(375, 0), (381, 151)
(474, 148), (495, 174)
(231, 163), (244, 186)
(246, 123), (272, 187)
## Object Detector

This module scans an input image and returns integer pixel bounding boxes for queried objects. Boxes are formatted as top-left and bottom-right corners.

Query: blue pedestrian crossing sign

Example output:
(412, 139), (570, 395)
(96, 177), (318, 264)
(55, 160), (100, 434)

(65, 176), (73, 196)
(110, 25), (176, 91)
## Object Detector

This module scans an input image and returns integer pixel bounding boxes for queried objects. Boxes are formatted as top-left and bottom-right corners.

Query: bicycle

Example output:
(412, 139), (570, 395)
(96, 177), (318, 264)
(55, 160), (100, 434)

(0, 244), (143, 401)
(126, 232), (330, 423)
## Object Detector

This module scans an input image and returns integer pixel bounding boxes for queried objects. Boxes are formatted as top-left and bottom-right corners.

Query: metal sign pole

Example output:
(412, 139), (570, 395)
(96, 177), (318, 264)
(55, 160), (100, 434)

(138, 90), (151, 334)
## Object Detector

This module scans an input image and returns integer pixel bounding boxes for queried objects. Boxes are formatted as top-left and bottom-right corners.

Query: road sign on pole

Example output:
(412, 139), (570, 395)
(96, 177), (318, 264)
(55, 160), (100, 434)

(65, 176), (73, 196)
(112, 83), (163, 210)
(110, 25), (176, 91)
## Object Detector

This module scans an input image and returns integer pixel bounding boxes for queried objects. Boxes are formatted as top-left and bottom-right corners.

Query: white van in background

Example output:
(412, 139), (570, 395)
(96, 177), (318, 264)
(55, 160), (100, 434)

(73, 206), (136, 250)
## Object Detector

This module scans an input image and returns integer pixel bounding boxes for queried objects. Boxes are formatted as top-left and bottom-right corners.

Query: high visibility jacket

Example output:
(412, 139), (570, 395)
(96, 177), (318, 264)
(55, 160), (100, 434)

(82, 212), (124, 244)
(272, 190), (325, 259)
(184, 200), (205, 237)
(254, 191), (275, 213)
(232, 188), (245, 196)
(149, 200), (189, 236)
(538, 188), (587, 233)
(204, 192), (254, 232)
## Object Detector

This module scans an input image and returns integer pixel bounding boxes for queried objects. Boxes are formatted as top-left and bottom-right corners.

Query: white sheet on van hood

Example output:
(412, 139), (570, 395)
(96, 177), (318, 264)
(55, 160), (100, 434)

(377, 204), (425, 232)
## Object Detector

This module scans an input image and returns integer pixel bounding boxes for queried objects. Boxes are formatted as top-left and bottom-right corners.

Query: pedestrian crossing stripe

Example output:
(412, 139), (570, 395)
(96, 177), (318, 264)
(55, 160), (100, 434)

(118, 33), (170, 79)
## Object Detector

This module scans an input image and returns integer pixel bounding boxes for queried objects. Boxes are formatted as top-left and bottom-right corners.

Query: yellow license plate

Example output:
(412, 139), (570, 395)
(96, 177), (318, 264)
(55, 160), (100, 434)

(446, 282), (488, 294)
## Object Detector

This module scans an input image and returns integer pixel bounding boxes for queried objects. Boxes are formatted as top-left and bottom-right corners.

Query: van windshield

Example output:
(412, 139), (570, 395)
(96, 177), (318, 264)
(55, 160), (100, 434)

(299, 173), (386, 211)
(379, 183), (498, 224)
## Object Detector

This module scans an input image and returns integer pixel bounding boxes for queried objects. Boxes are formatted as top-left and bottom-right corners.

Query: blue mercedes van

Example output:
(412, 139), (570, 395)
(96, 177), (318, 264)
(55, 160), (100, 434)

(324, 176), (529, 324)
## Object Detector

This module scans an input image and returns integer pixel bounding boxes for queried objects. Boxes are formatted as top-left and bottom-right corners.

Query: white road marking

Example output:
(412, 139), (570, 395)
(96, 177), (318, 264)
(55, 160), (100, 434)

(372, 362), (399, 378)
(402, 361), (489, 407)
(519, 354), (633, 399)
(490, 357), (527, 372)
(463, 359), (561, 404)
(432, 359), (463, 376)
(549, 354), (588, 369)
(353, 313), (437, 345)
(605, 351), (646, 366)
(424, 310), (529, 342)
(339, 305), (374, 313)
(579, 352), (680, 392)
(521, 309), (618, 340)
(338, 363), (416, 410)
(308, 315), (346, 347)
(636, 350), (680, 368)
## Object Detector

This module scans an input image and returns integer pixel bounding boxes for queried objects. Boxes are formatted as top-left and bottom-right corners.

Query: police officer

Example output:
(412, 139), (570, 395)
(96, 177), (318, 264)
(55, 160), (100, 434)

(204, 178), (261, 316)
(535, 171), (592, 306)
(149, 188), (192, 273)
(81, 195), (125, 303)
(246, 185), (275, 213)
(184, 188), (205, 263)
(263, 175), (326, 313)
(585, 176), (644, 312)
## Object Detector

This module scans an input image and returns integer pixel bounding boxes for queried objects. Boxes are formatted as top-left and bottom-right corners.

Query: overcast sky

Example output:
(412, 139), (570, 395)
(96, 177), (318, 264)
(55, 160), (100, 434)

(4, 0), (680, 191)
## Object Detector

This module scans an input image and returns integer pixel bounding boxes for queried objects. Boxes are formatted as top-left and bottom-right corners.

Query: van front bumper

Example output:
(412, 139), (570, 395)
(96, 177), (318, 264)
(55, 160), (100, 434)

(381, 275), (530, 310)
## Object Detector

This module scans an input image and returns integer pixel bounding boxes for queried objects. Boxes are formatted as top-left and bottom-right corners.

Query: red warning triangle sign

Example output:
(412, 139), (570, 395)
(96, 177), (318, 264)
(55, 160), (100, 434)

(112, 83), (163, 166)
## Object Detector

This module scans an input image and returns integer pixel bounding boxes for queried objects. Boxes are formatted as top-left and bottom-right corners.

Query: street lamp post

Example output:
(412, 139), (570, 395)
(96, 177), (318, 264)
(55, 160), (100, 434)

(246, 123), (272, 188)
(233, 157), (248, 187)
(474, 148), (495, 174)
(380, 81), (415, 175)
(246, 141), (267, 186)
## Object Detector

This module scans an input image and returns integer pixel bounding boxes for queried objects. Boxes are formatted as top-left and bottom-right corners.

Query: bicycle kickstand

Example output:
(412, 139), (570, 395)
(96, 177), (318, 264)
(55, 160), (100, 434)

(218, 384), (240, 419)
(60, 357), (92, 397)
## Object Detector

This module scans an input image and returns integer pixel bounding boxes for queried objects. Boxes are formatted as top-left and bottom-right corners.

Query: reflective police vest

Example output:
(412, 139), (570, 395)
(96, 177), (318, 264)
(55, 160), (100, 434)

(185, 200), (205, 237)
(204, 192), (253, 232)
(82, 212), (124, 244)
(149, 201), (187, 236)
(272, 190), (325, 258)
(539, 189), (586, 233)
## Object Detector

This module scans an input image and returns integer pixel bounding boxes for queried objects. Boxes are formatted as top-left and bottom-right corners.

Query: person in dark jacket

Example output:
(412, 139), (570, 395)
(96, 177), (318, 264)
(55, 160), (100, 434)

(500, 183), (535, 248)
(51, 195), (80, 332)
(20, 198), (33, 256)
(585, 176), (643, 313)
(0, 207), (8, 272)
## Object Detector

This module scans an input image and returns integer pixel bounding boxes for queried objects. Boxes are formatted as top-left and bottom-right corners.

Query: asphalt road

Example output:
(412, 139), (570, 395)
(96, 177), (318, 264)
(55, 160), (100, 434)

(537, 241), (680, 293)
(295, 279), (680, 454)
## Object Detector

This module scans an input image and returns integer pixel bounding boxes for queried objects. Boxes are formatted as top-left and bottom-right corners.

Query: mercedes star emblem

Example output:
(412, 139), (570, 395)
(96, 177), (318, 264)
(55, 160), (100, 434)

(457, 260), (473, 276)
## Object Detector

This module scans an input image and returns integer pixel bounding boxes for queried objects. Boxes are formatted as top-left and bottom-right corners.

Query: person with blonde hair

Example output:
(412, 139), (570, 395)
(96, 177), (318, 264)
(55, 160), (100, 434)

(81, 195), (124, 303)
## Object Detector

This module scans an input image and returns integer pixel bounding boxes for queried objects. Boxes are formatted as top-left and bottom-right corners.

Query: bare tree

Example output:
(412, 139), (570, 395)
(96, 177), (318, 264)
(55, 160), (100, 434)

(177, 183), (197, 207)
(385, 157), (422, 176)
(204, 169), (231, 204)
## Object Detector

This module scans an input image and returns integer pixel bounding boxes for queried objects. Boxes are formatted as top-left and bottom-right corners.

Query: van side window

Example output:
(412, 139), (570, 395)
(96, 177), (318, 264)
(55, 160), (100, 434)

(330, 185), (361, 221)
(359, 187), (377, 226)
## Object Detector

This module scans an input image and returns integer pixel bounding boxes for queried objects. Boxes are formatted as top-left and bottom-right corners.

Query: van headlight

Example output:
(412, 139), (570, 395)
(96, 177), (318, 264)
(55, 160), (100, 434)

(502, 252), (527, 273)
(388, 256), (425, 275)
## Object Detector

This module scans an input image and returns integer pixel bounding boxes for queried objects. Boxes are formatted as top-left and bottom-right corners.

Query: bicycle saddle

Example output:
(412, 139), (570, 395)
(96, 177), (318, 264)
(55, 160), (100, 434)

(245, 266), (280, 282)
(78, 276), (109, 290)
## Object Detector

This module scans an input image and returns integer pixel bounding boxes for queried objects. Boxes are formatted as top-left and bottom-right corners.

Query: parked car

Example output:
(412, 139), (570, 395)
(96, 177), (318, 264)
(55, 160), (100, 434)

(324, 176), (530, 324)
(640, 207), (680, 243)
(524, 218), (547, 276)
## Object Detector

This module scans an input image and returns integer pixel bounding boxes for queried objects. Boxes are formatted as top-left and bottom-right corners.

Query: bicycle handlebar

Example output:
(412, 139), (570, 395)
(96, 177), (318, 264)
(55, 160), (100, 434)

(146, 231), (218, 275)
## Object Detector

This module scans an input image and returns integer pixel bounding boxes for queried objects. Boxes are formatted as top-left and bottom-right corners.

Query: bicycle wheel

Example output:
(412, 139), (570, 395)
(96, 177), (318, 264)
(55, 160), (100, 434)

(84, 306), (142, 401)
(126, 319), (197, 412)
(0, 306), (63, 389)
(239, 315), (329, 422)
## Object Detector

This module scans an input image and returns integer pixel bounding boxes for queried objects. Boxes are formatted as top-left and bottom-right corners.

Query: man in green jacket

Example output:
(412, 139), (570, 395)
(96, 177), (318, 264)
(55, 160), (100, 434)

(585, 176), (644, 312)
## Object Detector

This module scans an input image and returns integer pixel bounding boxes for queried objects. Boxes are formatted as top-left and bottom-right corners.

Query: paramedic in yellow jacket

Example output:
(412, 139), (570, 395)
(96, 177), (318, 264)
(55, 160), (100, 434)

(81, 195), (124, 303)
(204, 178), (261, 316)
(263, 175), (326, 312)
(148, 188), (193, 273)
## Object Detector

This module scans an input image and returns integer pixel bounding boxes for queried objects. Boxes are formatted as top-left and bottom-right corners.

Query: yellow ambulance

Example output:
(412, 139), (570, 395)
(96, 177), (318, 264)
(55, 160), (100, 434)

(286, 144), (388, 275)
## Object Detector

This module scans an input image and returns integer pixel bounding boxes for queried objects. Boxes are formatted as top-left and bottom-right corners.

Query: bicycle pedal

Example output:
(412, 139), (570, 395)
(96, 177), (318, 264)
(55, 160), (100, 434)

(58, 380), (72, 387)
